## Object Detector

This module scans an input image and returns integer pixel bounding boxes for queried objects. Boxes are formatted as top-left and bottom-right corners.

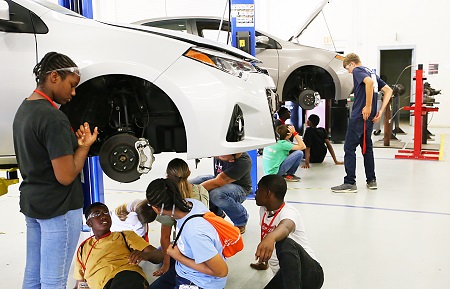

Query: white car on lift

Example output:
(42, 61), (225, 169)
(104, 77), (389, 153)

(134, 0), (353, 110)
(0, 0), (277, 183)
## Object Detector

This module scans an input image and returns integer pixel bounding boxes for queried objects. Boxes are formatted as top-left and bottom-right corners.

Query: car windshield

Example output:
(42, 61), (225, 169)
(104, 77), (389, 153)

(31, 0), (84, 17)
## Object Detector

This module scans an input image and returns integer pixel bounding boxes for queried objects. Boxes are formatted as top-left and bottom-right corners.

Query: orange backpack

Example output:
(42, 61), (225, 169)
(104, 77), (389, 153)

(173, 212), (244, 258)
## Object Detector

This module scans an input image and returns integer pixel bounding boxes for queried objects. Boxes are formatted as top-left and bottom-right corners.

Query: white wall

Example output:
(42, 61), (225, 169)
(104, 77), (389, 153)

(91, 0), (449, 127)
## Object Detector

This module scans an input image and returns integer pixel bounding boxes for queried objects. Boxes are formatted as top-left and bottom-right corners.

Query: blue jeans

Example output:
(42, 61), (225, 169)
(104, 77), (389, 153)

(149, 259), (206, 289)
(277, 150), (304, 176)
(190, 175), (249, 226)
(22, 208), (82, 289)
(343, 117), (376, 185)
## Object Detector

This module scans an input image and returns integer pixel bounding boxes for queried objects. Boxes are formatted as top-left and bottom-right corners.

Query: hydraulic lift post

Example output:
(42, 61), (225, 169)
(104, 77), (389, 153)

(59, 1), (103, 228)
(230, 0), (258, 194)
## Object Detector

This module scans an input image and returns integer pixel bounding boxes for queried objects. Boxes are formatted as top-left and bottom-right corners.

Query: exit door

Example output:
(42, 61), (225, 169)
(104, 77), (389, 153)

(379, 49), (414, 124)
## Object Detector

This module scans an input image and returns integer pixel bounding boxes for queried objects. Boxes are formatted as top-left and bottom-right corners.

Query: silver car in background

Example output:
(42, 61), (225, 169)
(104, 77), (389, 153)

(134, 0), (353, 110)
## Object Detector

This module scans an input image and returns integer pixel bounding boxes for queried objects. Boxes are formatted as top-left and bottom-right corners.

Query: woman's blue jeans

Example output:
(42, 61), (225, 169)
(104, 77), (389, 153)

(190, 175), (249, 226)
(22, 208), (82, 289)
(343, 117), (376, 184)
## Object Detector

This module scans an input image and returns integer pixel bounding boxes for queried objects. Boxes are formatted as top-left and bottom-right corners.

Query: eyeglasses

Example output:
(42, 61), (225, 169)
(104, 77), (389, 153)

(87, 210), (110, 221)
(46, 67), (81, 77)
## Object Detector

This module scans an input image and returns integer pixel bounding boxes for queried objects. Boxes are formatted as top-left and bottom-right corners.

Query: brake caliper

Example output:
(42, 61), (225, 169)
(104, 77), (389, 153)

(135, 138), (155, 174)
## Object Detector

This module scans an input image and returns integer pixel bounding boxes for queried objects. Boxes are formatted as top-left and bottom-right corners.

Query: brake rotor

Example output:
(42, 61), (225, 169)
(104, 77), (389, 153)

(99, 134), (141, 183)
(298, 89), (320, 110)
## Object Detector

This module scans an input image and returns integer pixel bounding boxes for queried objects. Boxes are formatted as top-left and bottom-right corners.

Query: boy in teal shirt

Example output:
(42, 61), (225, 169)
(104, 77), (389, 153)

(262, 125), (306, 182)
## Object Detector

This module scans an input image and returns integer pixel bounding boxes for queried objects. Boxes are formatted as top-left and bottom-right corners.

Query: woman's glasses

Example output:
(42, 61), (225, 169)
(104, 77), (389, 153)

(46, 67), (81, 77)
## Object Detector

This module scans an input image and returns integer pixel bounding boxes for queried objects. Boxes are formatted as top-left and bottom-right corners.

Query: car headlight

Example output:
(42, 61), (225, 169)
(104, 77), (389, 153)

(184, 48), (256, 80)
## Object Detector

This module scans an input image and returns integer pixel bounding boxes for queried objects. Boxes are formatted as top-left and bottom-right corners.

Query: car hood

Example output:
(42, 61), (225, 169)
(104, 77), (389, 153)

(105, 22), (260, 63)
(288, 0), (329, 41)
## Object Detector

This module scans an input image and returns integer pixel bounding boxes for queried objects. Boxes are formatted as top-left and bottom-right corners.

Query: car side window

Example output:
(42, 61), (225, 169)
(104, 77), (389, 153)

(196, 19), (231, 45)
(1, 0), (47, 33)
(255, 31), (279, 49)
(142, 19), (188, 33)
(196, 19), (278, 49)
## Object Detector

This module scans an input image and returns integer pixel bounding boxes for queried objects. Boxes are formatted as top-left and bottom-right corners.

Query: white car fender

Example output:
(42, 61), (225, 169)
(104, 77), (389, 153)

(76, 61), (163, 86)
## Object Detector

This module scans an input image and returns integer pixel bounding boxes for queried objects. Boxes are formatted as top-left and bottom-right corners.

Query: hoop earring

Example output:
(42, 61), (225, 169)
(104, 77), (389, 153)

(159, 203), (165, 216)
(171, 204), (175, 218)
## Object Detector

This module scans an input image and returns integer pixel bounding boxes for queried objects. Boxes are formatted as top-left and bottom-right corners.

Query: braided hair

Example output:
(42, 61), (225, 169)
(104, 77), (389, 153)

(33, 51), (77, 84)
(146, 178), (192, 213)
(166, 158), (193, 199)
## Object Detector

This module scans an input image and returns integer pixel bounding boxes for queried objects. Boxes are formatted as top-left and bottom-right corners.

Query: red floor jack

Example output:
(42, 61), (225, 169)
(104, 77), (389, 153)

(395, 64), (439, 160)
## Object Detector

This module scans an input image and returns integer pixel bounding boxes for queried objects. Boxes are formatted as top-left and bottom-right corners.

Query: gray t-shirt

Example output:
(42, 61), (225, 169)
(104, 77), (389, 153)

(213, 152), (252, 192)
(13, 99), (83, 219)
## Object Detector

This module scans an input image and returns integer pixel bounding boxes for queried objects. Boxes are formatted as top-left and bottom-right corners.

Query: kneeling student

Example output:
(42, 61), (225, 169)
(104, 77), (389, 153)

(253, 175), (324, 289)
(74, 202), (163, 289)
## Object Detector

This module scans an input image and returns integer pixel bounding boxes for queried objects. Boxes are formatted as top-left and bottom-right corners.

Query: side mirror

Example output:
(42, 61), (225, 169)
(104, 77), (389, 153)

(256, 35), (272, 49)
(0, 0), (9, 20)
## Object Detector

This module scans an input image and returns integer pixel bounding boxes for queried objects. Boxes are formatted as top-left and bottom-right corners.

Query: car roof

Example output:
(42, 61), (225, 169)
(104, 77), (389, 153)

(133, 0), (329, 42)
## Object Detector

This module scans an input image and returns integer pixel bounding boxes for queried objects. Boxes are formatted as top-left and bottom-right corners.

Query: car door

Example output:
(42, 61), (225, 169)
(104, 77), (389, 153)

(194, 18), (280, 87)
(254, 31), (280, 87)
(0, 0), (44, 162)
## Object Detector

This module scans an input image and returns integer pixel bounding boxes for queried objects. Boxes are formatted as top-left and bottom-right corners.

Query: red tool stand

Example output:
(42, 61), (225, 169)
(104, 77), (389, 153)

(395, 64), (439, 160)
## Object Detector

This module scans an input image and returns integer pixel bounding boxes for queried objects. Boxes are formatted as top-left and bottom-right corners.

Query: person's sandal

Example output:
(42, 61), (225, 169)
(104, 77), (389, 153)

(250, 261), (269, 270)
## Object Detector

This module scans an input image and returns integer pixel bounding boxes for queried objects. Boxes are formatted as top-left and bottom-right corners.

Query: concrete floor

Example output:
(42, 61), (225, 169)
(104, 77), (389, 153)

(1, 123), (450, 289)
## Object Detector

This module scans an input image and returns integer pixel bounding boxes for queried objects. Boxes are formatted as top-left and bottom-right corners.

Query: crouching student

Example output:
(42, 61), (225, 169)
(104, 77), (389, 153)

(253, 175), (324, 289)
(263, 125), (306, 182)
(146, 178), (228, 289)
(153, 158), (210, 277)
(73, 202), (163, 289)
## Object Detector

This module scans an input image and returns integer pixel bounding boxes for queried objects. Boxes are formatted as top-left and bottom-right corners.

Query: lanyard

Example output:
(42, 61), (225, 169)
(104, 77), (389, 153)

(362, 120), (367, 155)
(33, 89), (58, 109)
(260, 203), (285, 241)
(76, 232), (111, 272)
(34, 89), (74, 132)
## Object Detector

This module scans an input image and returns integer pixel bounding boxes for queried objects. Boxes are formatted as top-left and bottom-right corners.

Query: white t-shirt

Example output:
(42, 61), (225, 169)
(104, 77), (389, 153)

(110, 211), (147, 237)
(259, 203), (318, 273)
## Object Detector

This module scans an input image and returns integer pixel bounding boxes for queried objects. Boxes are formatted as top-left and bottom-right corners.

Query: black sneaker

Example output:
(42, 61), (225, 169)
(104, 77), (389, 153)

(366, 180), (377, 190)
(331, 183), (358, 193)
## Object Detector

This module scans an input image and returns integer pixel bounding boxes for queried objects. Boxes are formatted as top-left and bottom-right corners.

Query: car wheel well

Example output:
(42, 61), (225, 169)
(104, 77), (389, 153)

(61, 74), (187, 156)
(282, 65), (336, 104)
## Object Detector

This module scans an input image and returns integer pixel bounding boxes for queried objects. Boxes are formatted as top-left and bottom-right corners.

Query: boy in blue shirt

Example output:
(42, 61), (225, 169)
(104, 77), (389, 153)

(331, 53), (393, 193)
